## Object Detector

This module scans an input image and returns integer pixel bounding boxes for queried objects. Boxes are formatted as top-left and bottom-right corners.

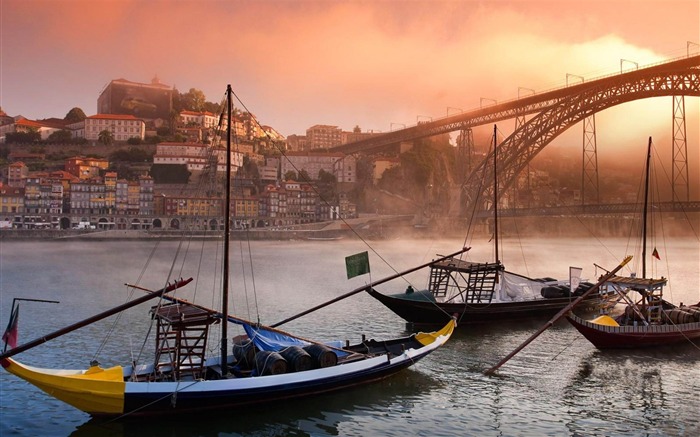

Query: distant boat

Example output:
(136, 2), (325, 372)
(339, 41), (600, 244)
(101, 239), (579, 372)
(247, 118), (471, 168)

(368, 125), (600, 326)
(566, 137), (700, 349)
(306, 236), (344, 241)
(0, 85), (455, 417)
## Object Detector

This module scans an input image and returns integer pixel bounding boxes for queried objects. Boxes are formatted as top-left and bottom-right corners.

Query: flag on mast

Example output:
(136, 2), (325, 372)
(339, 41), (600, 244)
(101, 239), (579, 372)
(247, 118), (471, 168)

(345, 251), (370, 279)
(2, 303), (19, 350)
(652, 247), (660, 260)
(569, 267), (583, 296)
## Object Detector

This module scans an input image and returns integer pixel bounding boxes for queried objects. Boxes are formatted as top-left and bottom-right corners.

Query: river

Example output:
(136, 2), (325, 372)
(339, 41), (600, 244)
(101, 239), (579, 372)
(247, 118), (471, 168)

(1, 236), (698, 436)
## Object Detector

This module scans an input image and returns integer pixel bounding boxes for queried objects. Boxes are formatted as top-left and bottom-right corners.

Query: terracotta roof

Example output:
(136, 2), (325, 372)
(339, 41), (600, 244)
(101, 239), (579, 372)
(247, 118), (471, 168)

(15, 119), (44, 128)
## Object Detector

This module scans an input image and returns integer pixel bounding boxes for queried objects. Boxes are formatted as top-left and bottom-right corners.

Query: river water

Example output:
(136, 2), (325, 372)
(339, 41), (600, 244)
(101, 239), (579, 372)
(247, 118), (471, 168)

(0, 236), (698, 436)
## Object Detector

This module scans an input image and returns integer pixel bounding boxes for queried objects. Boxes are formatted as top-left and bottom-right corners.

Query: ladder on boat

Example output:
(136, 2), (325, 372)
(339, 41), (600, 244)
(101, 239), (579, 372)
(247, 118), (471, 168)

(151, 303), (219, 380)
(428, 260), (499, 304)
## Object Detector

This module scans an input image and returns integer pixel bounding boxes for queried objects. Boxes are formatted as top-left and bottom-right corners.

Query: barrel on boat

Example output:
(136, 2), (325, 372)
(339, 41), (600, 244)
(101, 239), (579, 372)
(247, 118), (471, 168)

(664, 309), (696, 324)
(680, 306), (700, 322)
(254, 351), (288, 375)
(541, 285), (568, 298)
(303, 344), (338, 368)
(279, 346), (313, 372)
(573, 282), (594, 296)
(232, 337), (256, 369)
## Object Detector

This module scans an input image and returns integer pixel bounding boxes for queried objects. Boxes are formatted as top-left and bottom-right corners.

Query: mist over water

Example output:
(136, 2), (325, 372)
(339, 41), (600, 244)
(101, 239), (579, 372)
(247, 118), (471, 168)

(1, 237), (698, 436)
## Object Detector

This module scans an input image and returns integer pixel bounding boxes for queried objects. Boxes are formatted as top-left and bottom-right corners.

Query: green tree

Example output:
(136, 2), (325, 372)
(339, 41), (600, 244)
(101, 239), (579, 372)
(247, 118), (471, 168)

(150, 164), (191, 184)
(298, 169), (311, 182)
(64, 107), (87, 123)
(98, 130), (114, 145)
(109, 147), (152, 162)
(283, 170), (297, 181)
(181, 88), (206, 112)
(317, 169), (337, 203)
(6, 130), (40, 143)
(48, 130), (73, 143)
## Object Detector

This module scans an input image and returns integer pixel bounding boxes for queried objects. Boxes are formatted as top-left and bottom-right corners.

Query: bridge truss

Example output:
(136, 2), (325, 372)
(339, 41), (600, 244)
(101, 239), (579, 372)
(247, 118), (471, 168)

(331, 55), (700, 215)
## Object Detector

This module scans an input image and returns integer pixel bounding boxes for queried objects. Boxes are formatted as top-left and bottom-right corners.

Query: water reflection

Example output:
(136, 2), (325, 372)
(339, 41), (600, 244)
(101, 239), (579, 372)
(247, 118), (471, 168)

(562, 345), (700, 435)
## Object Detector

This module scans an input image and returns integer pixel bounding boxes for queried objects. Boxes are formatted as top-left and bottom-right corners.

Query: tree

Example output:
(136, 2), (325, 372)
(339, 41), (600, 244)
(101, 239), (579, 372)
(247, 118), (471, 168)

(317, 169), (337, 203)
(48, 130), (73, 143)
(64, 107), (87, 123)
(284, 170), (297, 181)
(180, 88), (206, 112)
(298, 169), (311, 182)
(98, 129), (114, 145)
(150, 164), (191, 184)
(6, 131), (40, 144)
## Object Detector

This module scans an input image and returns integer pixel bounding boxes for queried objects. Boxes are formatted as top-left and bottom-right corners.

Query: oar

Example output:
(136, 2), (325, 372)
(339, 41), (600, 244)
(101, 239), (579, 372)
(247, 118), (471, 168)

(484, 255), (632, 376)
(0, 278), (193, 361)
(271, 247), (471, 328)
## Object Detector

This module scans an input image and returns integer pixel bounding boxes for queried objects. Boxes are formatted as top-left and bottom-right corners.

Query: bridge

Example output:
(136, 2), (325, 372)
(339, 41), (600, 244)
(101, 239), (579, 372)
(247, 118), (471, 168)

(330, 54), (700, 215)
(490, 200), (700, 219)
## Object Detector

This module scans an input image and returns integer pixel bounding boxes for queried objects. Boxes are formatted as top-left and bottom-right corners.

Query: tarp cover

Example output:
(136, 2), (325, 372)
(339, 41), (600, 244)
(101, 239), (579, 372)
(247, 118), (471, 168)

(243, 324), (348, 357)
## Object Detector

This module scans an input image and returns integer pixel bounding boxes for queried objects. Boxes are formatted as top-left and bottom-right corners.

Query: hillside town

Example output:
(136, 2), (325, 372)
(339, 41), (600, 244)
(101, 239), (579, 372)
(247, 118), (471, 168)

(0, 77), (393, 231)
(0, 76), (647, 234)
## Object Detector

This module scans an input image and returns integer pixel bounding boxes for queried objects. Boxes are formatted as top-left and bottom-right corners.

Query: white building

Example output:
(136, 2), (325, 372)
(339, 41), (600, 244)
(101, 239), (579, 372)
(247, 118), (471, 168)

(154, 142), (243, 173)
(83, 114), (145, 142)
(180, 110), (220, 129)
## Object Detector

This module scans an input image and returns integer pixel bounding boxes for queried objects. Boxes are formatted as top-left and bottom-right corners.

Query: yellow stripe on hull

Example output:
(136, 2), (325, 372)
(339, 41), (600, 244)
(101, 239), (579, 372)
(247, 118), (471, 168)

(415, 319), (456, 346)
(1, 358), (125, 415)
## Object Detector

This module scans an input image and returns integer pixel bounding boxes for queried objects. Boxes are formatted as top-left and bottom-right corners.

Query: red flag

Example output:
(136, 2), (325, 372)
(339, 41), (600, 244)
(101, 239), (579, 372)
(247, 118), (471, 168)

(652, 248), (660, 260)
(2, 304), (19, 350)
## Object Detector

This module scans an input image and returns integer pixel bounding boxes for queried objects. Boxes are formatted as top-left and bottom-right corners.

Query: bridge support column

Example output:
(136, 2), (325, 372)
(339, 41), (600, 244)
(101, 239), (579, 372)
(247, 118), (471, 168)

(672, 95), (689, 202)
(581, 115), (600, 205)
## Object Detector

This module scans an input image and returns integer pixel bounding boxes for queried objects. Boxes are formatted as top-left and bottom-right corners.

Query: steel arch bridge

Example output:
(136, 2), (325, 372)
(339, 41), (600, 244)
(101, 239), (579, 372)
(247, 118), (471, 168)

(330, 54), (700, 214)
(464, 55), (700, 213)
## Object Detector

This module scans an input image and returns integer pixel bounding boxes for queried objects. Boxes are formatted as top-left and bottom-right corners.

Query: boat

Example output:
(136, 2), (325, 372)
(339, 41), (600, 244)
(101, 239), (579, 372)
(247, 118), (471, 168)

(0, 85), (455, 418)
(566, 137), (700, 349)
(368, 125), (599, 326)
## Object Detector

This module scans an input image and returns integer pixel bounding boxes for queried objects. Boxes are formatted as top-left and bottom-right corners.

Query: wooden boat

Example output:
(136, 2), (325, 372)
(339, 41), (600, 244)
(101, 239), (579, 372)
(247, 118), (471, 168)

(368, 125), (599, 326)
(0, 85), (455, 418)
(566, 137), (700, 349)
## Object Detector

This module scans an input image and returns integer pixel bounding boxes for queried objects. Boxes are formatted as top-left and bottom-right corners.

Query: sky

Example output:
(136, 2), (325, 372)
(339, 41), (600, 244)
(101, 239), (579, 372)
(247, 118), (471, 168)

(0, 0), (698, 156)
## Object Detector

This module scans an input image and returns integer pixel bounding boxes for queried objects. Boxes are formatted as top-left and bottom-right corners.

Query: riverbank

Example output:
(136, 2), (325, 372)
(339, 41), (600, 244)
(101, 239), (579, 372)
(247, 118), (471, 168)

(2, 214), (697, 240)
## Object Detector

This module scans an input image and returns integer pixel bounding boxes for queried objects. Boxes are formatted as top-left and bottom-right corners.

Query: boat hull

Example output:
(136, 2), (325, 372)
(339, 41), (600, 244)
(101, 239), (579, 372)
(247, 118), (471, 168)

(566, 313), (700, 349)
(2, 320), (455, 417)
(368, 288), (597, 326)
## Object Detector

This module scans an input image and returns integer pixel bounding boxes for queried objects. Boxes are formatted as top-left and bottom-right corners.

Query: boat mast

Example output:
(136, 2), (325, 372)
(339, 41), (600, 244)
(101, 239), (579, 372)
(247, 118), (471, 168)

(493, 125), (500, 271)
(642, 136), (652, 279)
(220, 84), (233, 372)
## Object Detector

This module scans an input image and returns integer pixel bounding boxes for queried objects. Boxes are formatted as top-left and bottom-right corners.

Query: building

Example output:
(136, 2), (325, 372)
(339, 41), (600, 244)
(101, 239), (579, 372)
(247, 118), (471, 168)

(0, 185), (25, 215)
(285, 134), (308, 152)
(97, 76), (173, 120)
(138, 175), (154, 216)
(341, 126), (381, 144)
(306, 125), (342, 150)
(153, 142), (243, 174)
(7, 162), (29, 187)
(0, 117), (65, 142)
(65, 156), (110, 179)
(69, 178), (106, 215)
(83, 114), (146, 142)
(163, 194), (223, 218)
(280, 152), (356, 183)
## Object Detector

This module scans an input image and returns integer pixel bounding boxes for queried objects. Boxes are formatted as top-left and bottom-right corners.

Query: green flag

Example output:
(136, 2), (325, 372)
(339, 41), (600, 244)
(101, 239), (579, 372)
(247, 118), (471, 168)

(345, 251), (370, 279)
